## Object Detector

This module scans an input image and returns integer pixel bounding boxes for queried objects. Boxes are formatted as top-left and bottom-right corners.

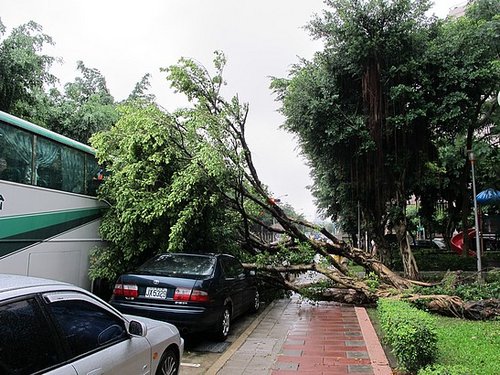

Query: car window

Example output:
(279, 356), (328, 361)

(47, 299), (128, 358)
(0, 298), (61, 375)
(137, 254), (216, 277)
(222, 257), (245, 279)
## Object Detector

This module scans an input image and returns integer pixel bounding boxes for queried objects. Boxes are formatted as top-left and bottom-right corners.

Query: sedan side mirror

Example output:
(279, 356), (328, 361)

(129, 320), (147, 337)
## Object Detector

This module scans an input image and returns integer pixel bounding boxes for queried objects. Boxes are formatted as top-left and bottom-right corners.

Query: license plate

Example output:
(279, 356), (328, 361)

(145, 287), (168, 299)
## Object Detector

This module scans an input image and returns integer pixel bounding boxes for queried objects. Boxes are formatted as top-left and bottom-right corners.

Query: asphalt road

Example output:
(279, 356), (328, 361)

(179, 305), (266, 374)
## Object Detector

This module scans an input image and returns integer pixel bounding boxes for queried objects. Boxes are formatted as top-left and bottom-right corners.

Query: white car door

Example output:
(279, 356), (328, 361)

(70, 336), (151, 375)
(43, 292), (151, 375)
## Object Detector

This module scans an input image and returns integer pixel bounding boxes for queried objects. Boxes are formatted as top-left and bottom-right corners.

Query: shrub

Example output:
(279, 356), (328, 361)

(377, 299), (438, 373)
(417, 364), (472, 375)
(391, 250), (500, 272)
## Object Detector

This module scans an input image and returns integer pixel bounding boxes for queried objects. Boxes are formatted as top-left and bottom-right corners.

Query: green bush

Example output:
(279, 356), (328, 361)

(377, 299), (438, 373)
(417, 364), (472, 375)
(391, 250), (500, 272)
(485, 269), (500, 283)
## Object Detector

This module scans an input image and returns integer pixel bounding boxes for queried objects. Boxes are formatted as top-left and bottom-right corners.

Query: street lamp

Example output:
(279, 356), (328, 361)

(357, 200), (361, 249)
(468, 150), (482, 280)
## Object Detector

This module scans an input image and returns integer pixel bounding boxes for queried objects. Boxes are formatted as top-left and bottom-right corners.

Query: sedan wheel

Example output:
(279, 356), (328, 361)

(251, 290), (260, 313)
(214, 306), (231, 341)
(156, 348), (179, 375)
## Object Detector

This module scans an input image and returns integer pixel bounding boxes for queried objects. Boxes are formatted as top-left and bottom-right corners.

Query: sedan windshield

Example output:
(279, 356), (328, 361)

(136, 254), (215, 277)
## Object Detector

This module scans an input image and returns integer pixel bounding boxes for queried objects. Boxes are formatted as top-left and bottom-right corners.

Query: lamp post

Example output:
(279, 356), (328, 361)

(468, 150), (482, 280)
(357, 200), (361, 249)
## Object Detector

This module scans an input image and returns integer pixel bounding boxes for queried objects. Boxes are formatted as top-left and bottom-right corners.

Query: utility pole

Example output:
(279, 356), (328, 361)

(468, 150), (482, 281)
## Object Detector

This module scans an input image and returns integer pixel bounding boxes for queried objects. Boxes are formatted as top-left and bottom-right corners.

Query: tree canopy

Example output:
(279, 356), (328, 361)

(271, 0), (499, 272)
(0, 19), (57, 119)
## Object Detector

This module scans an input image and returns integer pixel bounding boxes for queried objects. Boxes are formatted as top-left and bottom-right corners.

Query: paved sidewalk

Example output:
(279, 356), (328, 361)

(208, 297), (392, 375)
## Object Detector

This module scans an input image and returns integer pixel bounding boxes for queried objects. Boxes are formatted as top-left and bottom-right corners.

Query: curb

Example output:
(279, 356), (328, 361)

(355, 307), (393, 375)
(205, 301), (276, 375)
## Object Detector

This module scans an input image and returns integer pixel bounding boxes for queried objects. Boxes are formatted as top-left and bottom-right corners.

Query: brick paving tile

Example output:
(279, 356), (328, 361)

(327, 357), (372, 366)
(347, 364), (374, 373)
(345, 331), (363, 336)
(347, 351), (370, 359)
(215, 297), (392, 375)
(281, 349), (303, 357)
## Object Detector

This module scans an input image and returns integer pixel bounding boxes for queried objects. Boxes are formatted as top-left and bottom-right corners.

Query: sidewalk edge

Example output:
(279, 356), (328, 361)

(355, 306), (393, 375)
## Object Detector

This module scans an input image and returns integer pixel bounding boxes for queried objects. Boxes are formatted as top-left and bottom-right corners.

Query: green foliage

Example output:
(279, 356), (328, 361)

(90, 101), (243, 279)
(364, 271), (380, 292)
(126, 73), (156, 104)
(299, 278), (335, 301)
(378, 298), (438, 373)
(272, 0), (440, 251)
(0, 20), (57, 117)
(46, 61), (119, 143)
(376, 300), (500, 375)
(486, 269), (500, 283)
(89, 245), (130, 281)
(255, 241), (316, 267)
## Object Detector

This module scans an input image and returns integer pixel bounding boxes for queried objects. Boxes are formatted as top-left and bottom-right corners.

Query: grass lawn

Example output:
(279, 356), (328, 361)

(433, 316), (500, 375)
(368, 308), (500, 374)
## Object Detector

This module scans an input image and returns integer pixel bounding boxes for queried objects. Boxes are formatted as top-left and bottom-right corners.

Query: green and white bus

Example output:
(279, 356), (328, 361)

(0, 110), (107, 289)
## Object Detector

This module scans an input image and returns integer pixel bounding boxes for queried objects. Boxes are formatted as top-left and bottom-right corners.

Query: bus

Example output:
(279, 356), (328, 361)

(0, 110), (107, 290)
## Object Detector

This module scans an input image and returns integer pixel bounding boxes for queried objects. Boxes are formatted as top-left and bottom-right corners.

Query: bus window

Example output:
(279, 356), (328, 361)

(0, 113), (99, 196)
(0, 120), (33, 184)
(61, 146), (84, 194)
(35, 137), (62, 190)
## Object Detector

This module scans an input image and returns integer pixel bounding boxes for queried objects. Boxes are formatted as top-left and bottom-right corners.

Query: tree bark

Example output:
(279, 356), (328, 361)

(405, 295), (500, 320)
(394, 217), (419, 280)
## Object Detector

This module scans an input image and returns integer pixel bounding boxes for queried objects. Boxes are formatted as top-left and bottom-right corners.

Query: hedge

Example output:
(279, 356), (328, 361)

(377, 299), (438, 373)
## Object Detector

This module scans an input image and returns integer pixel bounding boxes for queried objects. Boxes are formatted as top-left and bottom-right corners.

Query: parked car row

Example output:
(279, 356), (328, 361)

(0, 253), (259, 374)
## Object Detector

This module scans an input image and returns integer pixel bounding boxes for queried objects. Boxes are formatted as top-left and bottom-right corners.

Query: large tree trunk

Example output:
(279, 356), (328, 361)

(405, 295), (500, 320)
(243, 261), (500, 320)
(394, 216), (419, 280)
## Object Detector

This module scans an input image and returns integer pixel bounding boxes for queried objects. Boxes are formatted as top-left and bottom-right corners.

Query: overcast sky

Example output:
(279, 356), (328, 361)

(1, 0), (463, 220)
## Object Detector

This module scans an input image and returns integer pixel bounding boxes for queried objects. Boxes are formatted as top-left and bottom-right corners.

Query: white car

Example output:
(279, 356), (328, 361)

(432, 238), (447, 250)
(0, 274), (184, 375)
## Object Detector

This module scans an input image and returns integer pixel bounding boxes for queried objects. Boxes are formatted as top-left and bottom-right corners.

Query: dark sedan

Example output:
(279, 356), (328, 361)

(110, 253), (260, 341)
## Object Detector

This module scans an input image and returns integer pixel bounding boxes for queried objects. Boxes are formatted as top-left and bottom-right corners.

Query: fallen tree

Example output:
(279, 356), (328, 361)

(162, 53), (500, 320)
(92, 52), (499, 320)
